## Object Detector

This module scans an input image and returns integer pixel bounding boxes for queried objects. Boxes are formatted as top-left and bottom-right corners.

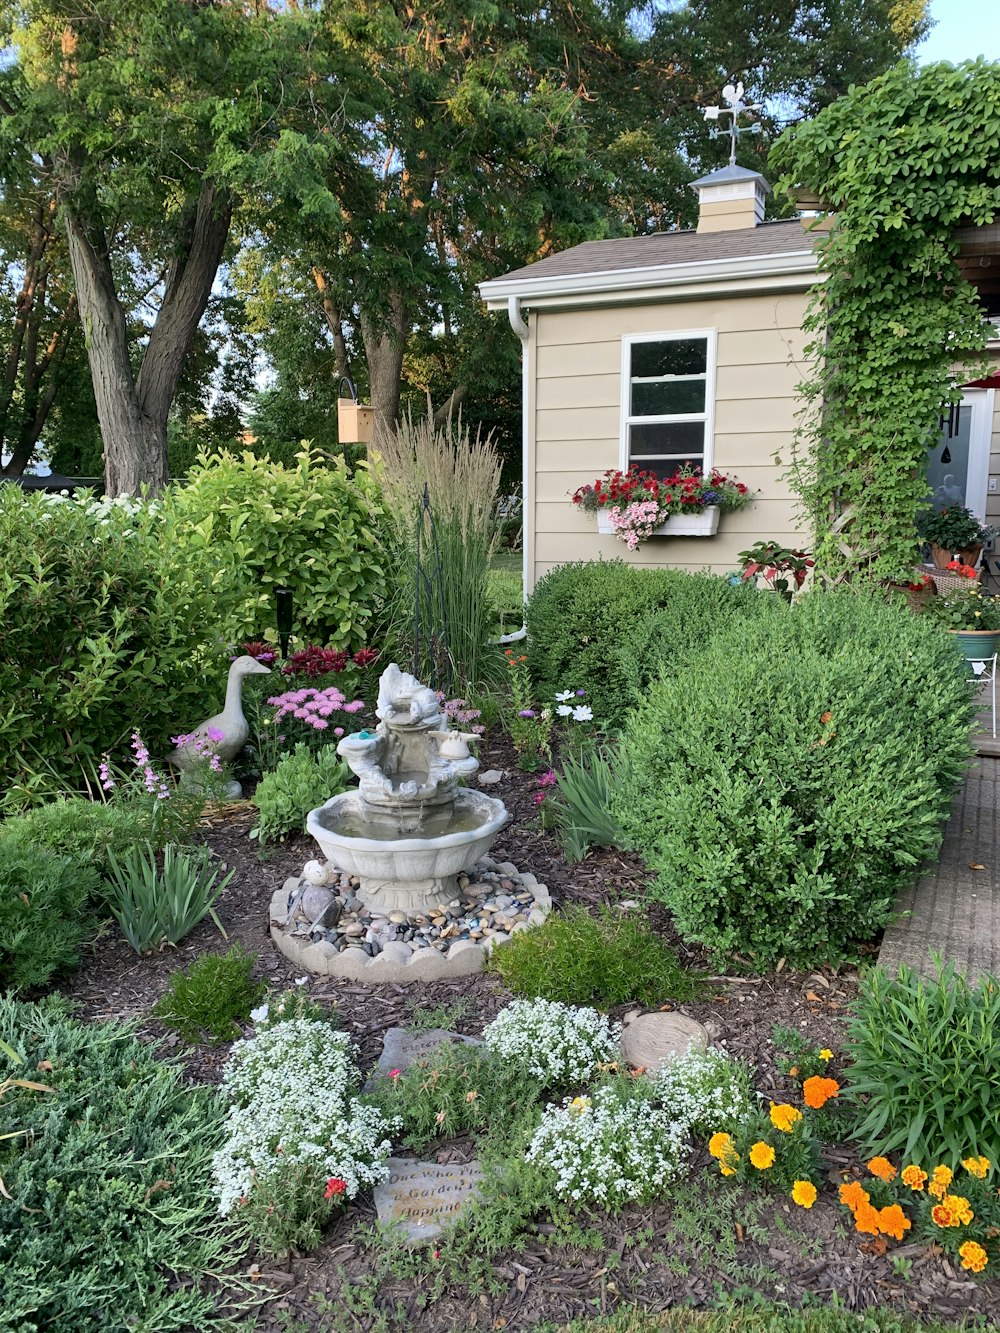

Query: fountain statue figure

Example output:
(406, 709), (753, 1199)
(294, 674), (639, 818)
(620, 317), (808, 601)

(306, 664), (507, 913)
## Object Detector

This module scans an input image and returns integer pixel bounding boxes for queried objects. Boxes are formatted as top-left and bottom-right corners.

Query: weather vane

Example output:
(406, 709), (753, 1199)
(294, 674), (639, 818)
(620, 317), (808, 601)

(702, 81), (763, 166)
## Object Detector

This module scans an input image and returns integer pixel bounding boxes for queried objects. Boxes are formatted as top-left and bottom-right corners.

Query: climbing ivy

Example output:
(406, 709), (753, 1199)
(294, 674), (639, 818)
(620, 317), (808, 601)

(771, 60), (1000, 585)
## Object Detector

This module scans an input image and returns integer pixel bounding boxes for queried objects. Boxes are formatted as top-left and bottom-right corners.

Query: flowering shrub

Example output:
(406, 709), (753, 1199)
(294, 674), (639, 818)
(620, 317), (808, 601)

(212, 1017), (395, 1256)
(836, 1155), (1000, 1275)
(921, 584), (1000, 631)
(526, 1078), (691, 1208)
(483, 999), (620, 1091)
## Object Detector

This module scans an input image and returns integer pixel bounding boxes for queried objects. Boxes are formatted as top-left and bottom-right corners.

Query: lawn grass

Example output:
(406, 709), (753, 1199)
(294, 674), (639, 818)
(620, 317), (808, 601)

(552, 1305), (983, 1332)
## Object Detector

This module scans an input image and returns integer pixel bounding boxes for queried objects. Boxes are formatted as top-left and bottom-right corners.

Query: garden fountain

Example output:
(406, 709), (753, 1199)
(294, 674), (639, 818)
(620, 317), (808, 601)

(269, 663), (550, 981)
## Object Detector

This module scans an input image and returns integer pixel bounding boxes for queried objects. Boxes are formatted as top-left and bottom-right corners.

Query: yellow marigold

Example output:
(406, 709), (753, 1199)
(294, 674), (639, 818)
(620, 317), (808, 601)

(867, 1156), (896, 1183)
(963, 1156), (991, 1179)
(708, 1132), (733, 1160)
(932, 1200), (960, 1228)
(819, 1049), (833, 1062)
(947, 1193), (974, 1226)
(802, 1076), (840, 1110)
(839, 1180), (871, 1211)
(791, 1180), (818, 1209)
(929, 1165), (953, 1199)
(749, 1141), (776, 1170)
(720, 1161), (738, 1177)
(769, 1102), (802, 1133)
(877, 1205), (911, 1241)
(901, 1165), (927, 1191)
(854, 1201), (881, 1236)
(959, 1241), (989, 1274)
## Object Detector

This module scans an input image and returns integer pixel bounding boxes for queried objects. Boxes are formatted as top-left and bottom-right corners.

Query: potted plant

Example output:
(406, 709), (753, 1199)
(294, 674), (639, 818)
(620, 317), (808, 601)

(921, 584), (1000, 662)
(917, 506), (996, 570)
(738, 542), (814, 602)
(572, 466), (752, 550)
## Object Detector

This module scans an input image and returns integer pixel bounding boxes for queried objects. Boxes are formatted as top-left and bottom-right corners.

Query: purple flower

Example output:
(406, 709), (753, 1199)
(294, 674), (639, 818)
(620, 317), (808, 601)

(536, 769), (557, 787)
(576, 689), (587, 697)
(98, 761), (115, 792)
(532, 792), (546, 805)
(518, 709), (536, 719)
(206, 726), (224, 744)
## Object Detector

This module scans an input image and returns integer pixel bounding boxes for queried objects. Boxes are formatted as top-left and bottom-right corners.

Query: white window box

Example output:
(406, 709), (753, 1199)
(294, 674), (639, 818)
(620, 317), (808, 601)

(596, 505), (720, 538)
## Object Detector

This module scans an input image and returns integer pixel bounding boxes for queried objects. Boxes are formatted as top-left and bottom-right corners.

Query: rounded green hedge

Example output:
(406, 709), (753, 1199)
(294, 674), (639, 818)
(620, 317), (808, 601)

(525, 561), (770, 727)
(614, 592), (975, 968)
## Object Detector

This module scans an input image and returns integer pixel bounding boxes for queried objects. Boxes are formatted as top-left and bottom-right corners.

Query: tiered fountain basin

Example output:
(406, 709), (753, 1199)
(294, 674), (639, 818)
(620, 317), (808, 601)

(307, 788), (508, 914)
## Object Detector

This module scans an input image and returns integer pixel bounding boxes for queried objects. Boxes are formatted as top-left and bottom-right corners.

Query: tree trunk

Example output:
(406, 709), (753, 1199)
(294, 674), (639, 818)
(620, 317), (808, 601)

(63, 180), (231, 496)
(360, 288), (407, 439)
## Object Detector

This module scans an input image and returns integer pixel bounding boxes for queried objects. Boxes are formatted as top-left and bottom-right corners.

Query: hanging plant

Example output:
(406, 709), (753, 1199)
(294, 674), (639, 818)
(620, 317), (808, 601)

(771, 59), (1000, 586)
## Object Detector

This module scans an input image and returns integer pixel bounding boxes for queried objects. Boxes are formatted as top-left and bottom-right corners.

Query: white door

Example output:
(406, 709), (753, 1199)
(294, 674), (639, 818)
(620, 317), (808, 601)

(925, 388), (995, 522)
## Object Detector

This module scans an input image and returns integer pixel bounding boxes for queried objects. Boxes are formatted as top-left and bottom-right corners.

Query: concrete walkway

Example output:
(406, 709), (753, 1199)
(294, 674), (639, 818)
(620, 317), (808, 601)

(878, 758), (1000, 982)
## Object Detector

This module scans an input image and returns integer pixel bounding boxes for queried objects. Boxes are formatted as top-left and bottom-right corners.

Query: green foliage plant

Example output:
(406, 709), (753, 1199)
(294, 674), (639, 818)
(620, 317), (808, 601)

(0, 798), (136, 880)
(615, 591), (974, 969)
(0, 487), (235, 802)
(153, 945), (265, 1044)
(920, 585), (1000, 631)
(526, 562), (771, 729)
(250, 743), (352, 843)
(0, 997), (232, 1332)
(917, 506), (997, 555)
(104, 843), (233, 953)
(365, 1042), (544, 1151)
(738, 542), (815, 603)
(375, 412), (502, 689)
(844, 961), (1000, 1165)
(165, 447), (386, 648)
(546, 748), (630, 862)
(0, 840), (100, 991)
(770, 60), (1000, 586)
(488, 904), (701, 1008)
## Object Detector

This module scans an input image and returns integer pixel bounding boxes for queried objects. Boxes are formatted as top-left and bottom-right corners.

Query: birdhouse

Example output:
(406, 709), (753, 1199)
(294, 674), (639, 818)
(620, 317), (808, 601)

(337, 397), (374, 444)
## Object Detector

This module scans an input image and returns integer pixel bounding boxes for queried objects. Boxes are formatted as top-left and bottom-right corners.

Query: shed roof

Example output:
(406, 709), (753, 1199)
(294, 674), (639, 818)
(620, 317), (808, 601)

(492, 218), (812, 287)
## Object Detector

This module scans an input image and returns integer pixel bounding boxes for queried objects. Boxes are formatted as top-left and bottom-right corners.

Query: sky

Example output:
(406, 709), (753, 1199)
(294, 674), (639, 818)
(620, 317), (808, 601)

(916, 0), (1000, 64)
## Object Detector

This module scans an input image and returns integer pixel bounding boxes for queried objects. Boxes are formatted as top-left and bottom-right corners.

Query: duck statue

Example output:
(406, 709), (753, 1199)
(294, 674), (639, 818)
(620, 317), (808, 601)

(168, 654), (271, 798)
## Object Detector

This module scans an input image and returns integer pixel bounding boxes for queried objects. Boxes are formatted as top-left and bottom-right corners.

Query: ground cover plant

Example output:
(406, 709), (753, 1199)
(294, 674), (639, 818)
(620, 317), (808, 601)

(0, 840), (100, 991)
(551, 1306), (985, 1332)
(153, 945), (265, 1044)
(0, 997), (233, 1332)
(616, 592), (973, 968)
(487, 904), (702, 1008)
(0, 797), (137, 880)
(844, 962), (1000, 1165)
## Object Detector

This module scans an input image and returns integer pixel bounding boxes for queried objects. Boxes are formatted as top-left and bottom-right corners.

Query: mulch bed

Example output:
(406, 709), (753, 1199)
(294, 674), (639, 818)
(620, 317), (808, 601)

(58, 732), (1000, 1330)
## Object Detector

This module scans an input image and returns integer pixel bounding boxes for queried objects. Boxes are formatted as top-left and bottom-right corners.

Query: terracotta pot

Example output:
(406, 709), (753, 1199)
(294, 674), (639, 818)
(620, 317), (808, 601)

(929, 544), (955, 570)
(961, 543), (983, 567)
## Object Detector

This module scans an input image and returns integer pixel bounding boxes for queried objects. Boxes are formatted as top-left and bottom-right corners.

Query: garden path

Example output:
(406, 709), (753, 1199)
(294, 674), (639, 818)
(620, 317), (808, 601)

(878, 757), (1000, 982)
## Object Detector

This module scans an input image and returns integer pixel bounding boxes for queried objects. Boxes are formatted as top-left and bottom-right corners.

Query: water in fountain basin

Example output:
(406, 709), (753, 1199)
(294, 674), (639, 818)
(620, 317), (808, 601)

(315, 803), (491, 842)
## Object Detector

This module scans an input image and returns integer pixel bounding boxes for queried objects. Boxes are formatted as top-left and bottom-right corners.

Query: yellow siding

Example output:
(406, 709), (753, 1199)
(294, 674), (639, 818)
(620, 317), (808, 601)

(986, 350), (1000, 531)
(527, 293), (811, 589)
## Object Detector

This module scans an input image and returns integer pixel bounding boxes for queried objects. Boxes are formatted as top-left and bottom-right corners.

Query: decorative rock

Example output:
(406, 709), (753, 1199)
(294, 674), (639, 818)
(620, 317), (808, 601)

(376, 1027), (482, 1078)
(302, 859), (329, 887)
(619, 1012), (711, 1074)
(374, 1158), (484, 1244)
(343, 922), (364, 938)
(477, 769), (504, 785)
(381, 941), (414, 964)
(301, 885), (335, 922)
(388, 910), (408, 925)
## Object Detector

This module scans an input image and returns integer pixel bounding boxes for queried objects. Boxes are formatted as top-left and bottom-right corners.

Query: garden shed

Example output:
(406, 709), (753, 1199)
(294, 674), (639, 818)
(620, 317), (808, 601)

(479, 166), (1000, 595)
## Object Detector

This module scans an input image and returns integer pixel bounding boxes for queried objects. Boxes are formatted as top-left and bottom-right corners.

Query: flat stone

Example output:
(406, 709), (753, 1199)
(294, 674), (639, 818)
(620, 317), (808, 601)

(388, 910), (408, 925)
(619, 1012), (711, 1074)
(381, 941), (414, 964)
(376, 1026), (483, 1077)
(478, 769), (504, 785)
(374, 1157), (484, 1244)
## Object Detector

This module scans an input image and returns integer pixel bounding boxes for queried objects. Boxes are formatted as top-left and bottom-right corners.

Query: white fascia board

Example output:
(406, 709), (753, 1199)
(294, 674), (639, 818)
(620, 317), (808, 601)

(479, 249), (818, 309)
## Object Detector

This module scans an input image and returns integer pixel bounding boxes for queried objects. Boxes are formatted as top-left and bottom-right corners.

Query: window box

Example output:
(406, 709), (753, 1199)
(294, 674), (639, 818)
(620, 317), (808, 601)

(596, 505), (720, 538)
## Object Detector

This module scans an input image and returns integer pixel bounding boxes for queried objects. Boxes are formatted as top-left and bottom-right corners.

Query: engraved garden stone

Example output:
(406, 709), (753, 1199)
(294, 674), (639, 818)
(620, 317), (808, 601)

(373, 1157), (484, 1244)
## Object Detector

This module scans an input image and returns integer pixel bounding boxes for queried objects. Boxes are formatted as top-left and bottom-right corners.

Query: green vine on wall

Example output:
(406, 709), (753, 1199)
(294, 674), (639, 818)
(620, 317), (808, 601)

(771, 59), (1000, 586)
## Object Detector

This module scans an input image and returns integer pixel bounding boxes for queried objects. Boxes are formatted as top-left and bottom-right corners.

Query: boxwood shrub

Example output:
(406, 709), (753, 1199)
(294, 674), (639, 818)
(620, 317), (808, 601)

(525, 560), (770, 727)
(615, 592), (974, 968)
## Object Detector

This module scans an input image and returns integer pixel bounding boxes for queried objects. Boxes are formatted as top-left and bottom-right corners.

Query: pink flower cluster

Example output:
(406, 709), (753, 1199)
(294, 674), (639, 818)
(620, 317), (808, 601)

(267, 686), (365, 733)
(131, 731), (170, 800)
(609, 499), (663, 551)
(171, 726), (225, 773)
(532, 768), (557, 805)
(438, 695), (486, 735)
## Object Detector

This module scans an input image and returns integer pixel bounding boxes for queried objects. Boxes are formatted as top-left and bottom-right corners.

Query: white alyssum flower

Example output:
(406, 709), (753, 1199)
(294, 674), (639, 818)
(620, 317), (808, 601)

(527, 1081), (690, 1208)
(483, 999), (620, 1089)
(653, 1045), (755, 1138)
(212, 1018), (395, 1216)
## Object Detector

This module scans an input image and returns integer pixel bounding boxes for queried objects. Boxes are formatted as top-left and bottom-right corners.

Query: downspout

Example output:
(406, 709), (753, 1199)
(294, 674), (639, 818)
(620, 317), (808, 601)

(495, 294), (529, 644)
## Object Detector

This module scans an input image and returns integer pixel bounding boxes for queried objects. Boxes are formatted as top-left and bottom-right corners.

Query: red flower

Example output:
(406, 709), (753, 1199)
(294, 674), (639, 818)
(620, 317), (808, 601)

(324, 1177), (348, 1199)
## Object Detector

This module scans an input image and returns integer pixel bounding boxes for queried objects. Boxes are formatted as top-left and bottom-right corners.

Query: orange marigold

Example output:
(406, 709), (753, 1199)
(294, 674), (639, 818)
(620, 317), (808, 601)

(802, 1076), (840, 1110)
(769, 1102), (802, 1133)
(947, 1193), (974, 1226)
(877, 1205), (911, 1241)
(853, 1201), (881, 1236)
(963, 1156), (991, 1180)
(749, 1142), (776, 1170)
(708, 1132), (733, 1160)
(839, 1180), (871, 1211)
(901, 1165), (927, 1191)
(791, 1180), (818, 1209)
(932, 1201), (960, 1228)
(867, 1156), (896, 1183)
(959, 1241), (989, 1274)
(928, 1165), (953, 1200)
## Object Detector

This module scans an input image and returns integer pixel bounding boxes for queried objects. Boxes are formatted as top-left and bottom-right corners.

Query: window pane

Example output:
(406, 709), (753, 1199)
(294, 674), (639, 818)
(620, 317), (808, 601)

(629, 420), (705, 461)
(631, 379), (705, 417)
(630, 338), (706, 379)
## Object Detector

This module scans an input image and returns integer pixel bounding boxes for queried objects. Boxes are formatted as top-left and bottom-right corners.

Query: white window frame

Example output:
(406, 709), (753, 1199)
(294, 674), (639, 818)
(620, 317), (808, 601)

(619, 328), (718, 475)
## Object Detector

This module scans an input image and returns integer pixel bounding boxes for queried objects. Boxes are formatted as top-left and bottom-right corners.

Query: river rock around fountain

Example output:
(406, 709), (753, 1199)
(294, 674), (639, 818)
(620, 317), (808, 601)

(269, 855), (551, 982)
